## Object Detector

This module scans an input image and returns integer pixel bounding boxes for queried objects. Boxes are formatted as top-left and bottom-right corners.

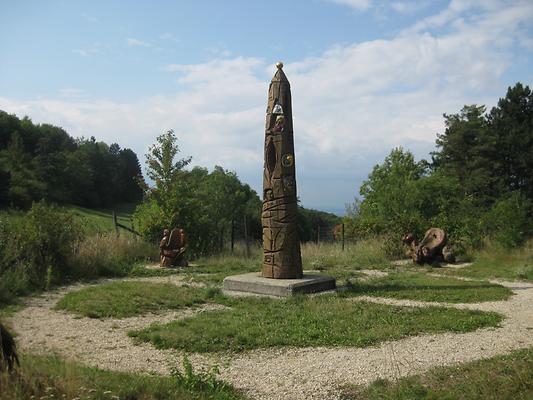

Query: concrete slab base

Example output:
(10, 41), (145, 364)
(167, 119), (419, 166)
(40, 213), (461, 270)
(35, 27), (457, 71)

(223, 272), (336, 297)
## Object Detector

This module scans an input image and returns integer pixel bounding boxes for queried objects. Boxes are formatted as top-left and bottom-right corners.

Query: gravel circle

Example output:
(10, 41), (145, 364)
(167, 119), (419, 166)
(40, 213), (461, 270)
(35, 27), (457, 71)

(8, 274), (533, 400)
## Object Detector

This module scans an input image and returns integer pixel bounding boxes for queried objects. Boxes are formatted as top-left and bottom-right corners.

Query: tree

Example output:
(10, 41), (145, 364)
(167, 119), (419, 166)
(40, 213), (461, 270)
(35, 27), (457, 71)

(486, 83), (533, 200)
(432, 105), (495, 201)
(354, 148), (428, 238)
(0, 132), (45, 208)
(145, 130), (192, 194)
(134, 130), (192, 241)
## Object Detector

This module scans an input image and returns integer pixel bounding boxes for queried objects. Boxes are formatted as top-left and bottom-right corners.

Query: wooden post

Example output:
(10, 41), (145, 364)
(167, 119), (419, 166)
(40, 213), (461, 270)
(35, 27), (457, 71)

(342, 223), (345, 251)
(112, 211), (119, 236)
(317, 224), (320, 245)
(231, 216), (235, 253)
(244, 214), (250, 258)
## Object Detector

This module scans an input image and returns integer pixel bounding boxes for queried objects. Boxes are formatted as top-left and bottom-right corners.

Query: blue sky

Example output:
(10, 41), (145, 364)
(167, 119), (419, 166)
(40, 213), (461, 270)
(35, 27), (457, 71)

(1, 0), (532, 214)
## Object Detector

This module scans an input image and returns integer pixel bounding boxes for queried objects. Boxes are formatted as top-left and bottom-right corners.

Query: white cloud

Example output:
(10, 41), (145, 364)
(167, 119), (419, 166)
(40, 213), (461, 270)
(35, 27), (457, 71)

(329, 0), (372, 11)
(127, 38), (151, 47)
(390, 1), (430, 14)
(2, 0), (533, 212)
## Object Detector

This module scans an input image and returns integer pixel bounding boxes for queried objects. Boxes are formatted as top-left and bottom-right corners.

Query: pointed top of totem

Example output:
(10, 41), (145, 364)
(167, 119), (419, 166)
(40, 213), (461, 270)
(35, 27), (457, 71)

(272, 61), (289, 84)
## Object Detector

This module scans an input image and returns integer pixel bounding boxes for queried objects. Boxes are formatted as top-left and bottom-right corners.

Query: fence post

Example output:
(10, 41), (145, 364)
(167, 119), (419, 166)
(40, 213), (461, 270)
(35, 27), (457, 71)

(342, 223), (345, 251)
(231, 216), (235, 253)
(244, 214), (250, 258)
(317, 223), (320, 245)
(112, 210), (119, 237)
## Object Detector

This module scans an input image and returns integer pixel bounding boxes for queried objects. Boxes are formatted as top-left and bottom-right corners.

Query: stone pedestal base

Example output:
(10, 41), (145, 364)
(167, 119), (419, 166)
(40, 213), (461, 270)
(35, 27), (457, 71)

(223, 272), (336, 297)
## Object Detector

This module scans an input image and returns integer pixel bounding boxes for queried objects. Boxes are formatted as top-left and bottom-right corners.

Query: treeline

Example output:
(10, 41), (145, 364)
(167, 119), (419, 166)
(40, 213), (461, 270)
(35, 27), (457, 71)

(347, 82), (533, 252)
(0, 111), (144, 209)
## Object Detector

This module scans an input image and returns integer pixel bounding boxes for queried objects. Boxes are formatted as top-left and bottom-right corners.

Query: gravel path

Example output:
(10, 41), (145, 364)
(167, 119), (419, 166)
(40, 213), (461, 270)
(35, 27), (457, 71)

(8, 274), (533, 400)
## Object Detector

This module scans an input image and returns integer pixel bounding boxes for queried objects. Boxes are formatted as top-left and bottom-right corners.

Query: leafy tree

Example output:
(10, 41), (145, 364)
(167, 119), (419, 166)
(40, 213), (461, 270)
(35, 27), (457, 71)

(134, 131), (263, 256)
(354, 148), (428, 238)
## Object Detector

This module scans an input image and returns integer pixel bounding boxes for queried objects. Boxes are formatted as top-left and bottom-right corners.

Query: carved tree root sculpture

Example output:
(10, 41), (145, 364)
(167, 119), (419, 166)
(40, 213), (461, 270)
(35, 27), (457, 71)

(403, 228), (454, 265)
(0, 323), (19, 372)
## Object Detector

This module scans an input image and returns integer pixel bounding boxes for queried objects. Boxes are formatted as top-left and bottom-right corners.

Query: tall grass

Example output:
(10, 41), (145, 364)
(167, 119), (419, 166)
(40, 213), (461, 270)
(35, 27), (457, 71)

(70, 233), (158, 278)
(448, 239), (533, 281)
(0, 354), (245, 400)
(301, 238), (391, 270)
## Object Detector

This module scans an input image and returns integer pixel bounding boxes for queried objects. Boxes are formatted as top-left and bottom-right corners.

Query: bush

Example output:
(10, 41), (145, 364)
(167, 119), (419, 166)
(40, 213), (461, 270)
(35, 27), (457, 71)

(0, 202), (83, 296)
(482, 192), (532, 248)
(0, 202), (158, 305)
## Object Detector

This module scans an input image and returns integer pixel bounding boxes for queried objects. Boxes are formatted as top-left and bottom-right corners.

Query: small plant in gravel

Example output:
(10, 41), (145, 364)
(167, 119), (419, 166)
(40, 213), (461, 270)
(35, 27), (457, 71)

(172, 356), (229, 393)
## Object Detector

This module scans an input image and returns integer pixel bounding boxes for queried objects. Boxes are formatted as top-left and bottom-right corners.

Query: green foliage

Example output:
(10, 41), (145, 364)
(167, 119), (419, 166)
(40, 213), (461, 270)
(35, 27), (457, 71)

(345, 347), (533, 400)
(56, 281), (219, 318)
(297, 206), (341, 242)
(0, 202), (83, 300)
(348, 83), (533, 250)
(482, 192), (533, 248)
(0, 111), (144, 209)
(487, 83), (533, 199)
(134, 130), (262, 256)
(131, 295), (501, 353)
(344, 272), (512, 303)
(172, 356), (231, 394)
(0, 203), (157, 306)
(346, 148), (431, 255)
(0, 354), (245, 400)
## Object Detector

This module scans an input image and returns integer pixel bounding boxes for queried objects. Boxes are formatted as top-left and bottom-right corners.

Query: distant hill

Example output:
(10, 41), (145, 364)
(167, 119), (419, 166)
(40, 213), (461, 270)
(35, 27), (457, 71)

(0, 110), (144, 210)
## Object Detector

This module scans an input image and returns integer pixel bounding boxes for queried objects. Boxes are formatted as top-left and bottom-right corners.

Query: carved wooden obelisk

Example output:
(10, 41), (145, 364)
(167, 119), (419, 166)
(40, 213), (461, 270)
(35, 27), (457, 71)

(262, 62), (303, 279)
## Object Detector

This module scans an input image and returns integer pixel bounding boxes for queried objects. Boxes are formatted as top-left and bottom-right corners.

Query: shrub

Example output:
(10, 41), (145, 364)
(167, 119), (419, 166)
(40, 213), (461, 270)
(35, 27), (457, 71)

(482, 192), (532, 248)
(0, 202), (83, 293)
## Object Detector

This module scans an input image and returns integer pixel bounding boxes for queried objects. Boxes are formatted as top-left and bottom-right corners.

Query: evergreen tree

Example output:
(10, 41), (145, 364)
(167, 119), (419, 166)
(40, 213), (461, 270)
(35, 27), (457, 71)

(486, 83), (533, 199)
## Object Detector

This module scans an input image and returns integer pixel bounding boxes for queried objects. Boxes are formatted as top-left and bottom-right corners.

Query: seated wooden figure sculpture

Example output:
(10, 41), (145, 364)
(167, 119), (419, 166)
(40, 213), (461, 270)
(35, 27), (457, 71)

(402, 228), (455, 265)
(160, 228), (188, 267)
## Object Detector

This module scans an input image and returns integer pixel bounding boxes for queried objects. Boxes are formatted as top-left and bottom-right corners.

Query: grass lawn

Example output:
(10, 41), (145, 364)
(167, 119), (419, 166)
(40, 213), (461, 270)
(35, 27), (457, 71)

(130, 294), (502, 353)
(344, 272), (513, 303)
(343, 347), (533, 400)
(55, 281), (219, 318)
(0, 354), (246, 400)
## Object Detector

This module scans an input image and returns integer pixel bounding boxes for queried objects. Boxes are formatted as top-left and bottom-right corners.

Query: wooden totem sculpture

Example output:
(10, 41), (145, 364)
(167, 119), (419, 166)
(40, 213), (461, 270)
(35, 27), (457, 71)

(262, 62), (303, 279)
